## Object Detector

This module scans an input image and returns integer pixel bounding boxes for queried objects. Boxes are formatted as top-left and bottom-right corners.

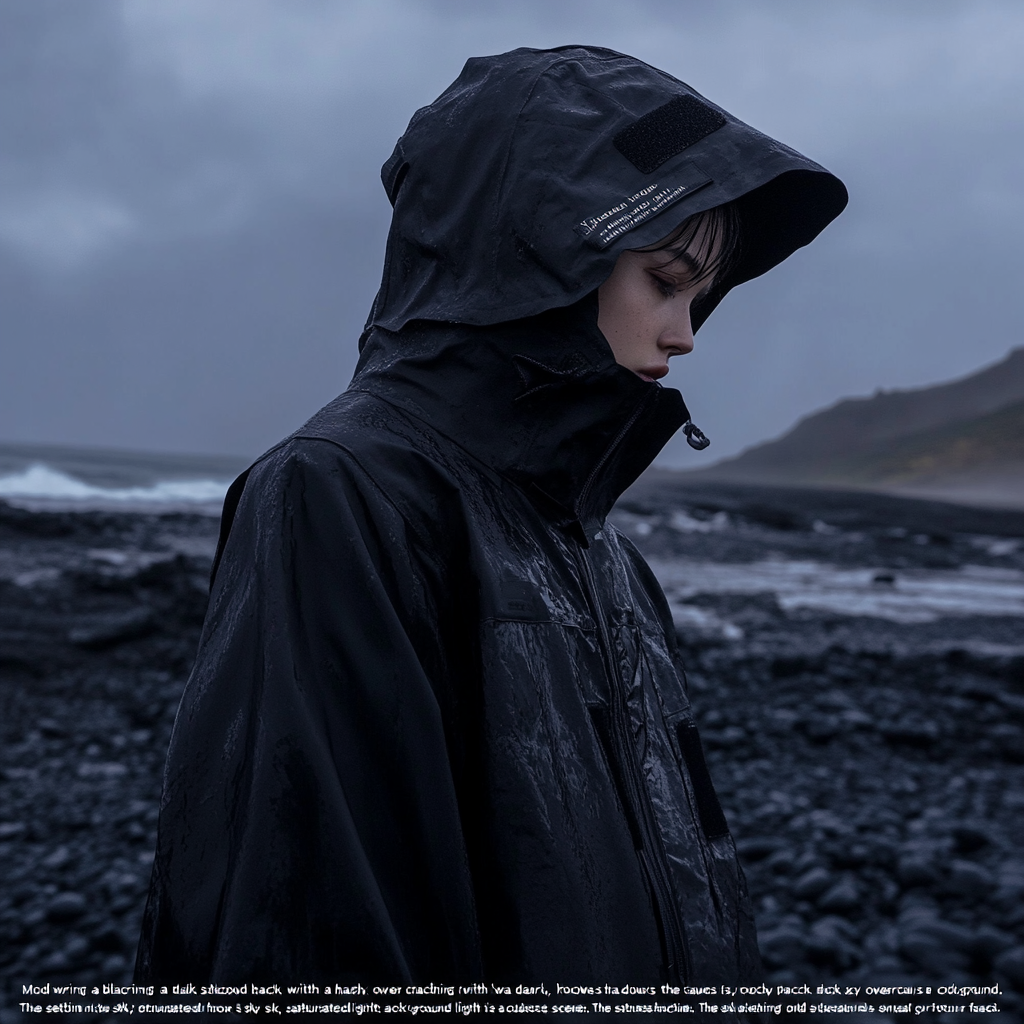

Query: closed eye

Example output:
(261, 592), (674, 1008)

(648, 272), (677, 298)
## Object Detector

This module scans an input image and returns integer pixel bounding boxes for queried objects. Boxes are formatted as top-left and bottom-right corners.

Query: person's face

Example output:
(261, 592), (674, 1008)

(596, 226), (719, 382)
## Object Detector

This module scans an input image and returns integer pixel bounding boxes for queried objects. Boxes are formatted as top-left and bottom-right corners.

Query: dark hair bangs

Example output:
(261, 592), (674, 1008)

(639, 202), (742, 288)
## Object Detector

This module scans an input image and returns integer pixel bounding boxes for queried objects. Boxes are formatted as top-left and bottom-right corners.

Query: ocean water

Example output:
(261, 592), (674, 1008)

(4, 442), (1023, 626)
(0, 442), (247, 512)
(610, 481), (1024, 629)
(648, 557), (1024, 627)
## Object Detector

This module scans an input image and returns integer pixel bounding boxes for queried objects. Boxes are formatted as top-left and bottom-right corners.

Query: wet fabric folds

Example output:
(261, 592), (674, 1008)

(136, 305), (765, 986)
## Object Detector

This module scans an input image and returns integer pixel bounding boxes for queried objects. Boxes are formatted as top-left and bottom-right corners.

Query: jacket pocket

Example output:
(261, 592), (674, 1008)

(668, 715), (730, 841)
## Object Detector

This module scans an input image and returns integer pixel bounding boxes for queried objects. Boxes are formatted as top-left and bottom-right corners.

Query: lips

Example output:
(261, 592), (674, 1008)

(636, 367), (669, 382)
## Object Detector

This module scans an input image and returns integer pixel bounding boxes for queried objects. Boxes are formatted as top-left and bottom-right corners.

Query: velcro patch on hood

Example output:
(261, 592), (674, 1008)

(613, 94), (727, 174)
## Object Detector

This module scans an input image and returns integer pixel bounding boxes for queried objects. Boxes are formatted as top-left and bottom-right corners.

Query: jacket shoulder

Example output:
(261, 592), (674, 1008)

(298, 389), (496, 533)
(297, 389), (481, 480)
(218, 391), (479, 578)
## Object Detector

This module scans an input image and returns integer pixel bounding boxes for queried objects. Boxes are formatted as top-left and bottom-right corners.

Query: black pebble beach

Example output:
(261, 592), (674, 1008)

(1, 483), (1023, 1021)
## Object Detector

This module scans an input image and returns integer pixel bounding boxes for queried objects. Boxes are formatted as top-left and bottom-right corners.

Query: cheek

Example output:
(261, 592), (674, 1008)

(598, 271), (648, 336)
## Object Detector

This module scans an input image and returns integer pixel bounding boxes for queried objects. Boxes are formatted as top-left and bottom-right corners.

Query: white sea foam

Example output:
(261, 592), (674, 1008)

(649, 557), (1024, 623)
(0, 464), (230, 504)
(668, 602), (745, 640)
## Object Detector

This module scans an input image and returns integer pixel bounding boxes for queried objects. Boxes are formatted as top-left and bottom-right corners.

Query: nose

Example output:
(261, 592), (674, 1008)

(659, 303), (695, 356)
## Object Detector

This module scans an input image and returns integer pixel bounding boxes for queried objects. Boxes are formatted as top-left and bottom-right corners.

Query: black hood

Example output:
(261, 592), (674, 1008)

(364, 44), (848, 336)
(349, 46), (848, 533)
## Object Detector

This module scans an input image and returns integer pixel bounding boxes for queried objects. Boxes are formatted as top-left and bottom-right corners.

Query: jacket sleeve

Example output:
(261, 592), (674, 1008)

(135, 438), (482, 985)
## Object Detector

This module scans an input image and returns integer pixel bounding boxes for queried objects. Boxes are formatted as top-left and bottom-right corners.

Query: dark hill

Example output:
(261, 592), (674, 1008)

(690, 348), (1024, 507)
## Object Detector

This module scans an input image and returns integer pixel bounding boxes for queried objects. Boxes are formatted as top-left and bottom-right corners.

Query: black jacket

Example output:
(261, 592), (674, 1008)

(136, 46), (846, 987)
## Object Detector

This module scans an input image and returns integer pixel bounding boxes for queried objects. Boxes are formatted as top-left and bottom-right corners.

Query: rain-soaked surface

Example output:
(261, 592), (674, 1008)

(2, 480), (1023, 1019)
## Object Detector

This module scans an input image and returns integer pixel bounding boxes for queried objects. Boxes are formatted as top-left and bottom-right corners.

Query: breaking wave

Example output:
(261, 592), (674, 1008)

(0, 464), (230, 505)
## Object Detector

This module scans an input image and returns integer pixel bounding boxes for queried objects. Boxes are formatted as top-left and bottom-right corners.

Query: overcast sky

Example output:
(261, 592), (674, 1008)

(2, 0), (1023, 468)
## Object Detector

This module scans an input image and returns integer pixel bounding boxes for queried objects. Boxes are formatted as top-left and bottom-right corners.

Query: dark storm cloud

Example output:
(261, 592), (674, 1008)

(2, 0), (1023, 463)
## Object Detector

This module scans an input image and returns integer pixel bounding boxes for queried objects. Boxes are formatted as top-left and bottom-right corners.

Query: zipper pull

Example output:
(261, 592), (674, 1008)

(683, 421), (710, 451)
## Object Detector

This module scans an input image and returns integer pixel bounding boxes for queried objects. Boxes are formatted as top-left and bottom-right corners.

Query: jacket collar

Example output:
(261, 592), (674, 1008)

(350, 296), (690, 543)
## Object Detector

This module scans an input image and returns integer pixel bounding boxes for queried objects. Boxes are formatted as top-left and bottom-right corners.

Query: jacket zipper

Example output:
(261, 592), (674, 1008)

(574, 546), (691, 984)
(574, 393), (652, 527)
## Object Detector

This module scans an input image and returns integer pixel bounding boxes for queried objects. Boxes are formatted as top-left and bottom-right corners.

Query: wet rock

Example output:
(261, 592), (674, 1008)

(771, 655), (815, 678)
(972, 925), (1015, 966)
(109, 891), (138, 914)
(46, 892), (86, 923)
(880, 717), (940, 747)
(46, 801), (90, 832)
(124, 821), (147, 841)
(703, 725), (747, 749)
(766, 848), (796, 874)
(91, 924), (126, 953)
(792, 867), (834, 900)
(947, 860), (996, 899)
(802, 714), (842, 743)
(993, 884), (1024, 918)
(903, 909), (974, 945)
(831, 843), (869, 869)
(736, 836), (782, 862)
(817, 874), (860, 914)
(804, 809), (849, 837)
(40, 846), (71, 870)
(995, 947), (1024, 991)
(22, 907), (47, 930)
(37, 950), (71, 973)
(999, 690), (1024, 714)
(62, 934), (90, 963)
(101, 953), (128, 974)
(805, 916), (861, 970)
(951, 822), (991, 853)
(993, 725), (1024, 763)
(899, 914), (974, 974)
(840, 708), (873, 729)
(897, 855), (940, 888)
(997, 857), (1024, 888)
(76, 761), (128, 779)
(758, 923), (806, 970)
(68, 606), (155, 649)
(867, 838), (899, 869)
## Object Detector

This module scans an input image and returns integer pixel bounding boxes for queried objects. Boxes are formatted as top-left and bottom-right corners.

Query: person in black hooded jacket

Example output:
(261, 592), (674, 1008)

(136, 46), (846, 990)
